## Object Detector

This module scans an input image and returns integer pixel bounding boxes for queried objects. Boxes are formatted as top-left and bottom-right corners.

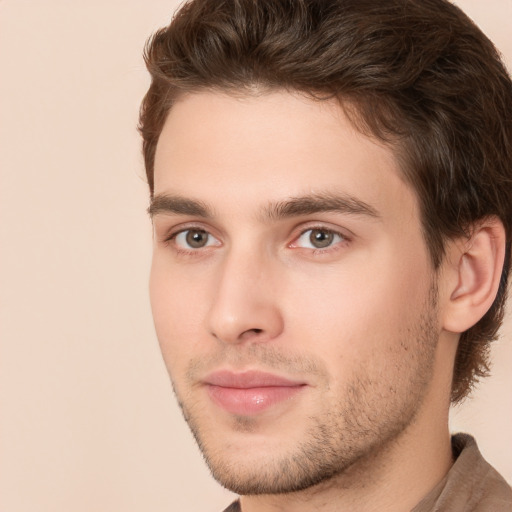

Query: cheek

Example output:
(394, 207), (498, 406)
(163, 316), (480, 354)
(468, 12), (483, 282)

(283, 251), (432, 363)
(149, 257), (210, 368)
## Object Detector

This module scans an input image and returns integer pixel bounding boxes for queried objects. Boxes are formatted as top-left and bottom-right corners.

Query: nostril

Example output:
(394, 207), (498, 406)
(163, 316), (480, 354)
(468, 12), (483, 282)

(241, 328), (263, 337)
(237, 328), (264, 341)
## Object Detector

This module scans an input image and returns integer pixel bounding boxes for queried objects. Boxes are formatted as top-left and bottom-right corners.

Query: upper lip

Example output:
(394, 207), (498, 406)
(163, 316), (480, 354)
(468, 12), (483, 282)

(204, 370), (306, 389)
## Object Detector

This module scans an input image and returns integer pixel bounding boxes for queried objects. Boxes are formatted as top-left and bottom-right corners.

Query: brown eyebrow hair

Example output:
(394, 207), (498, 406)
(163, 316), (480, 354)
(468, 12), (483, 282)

(148, 192), (380, 221)
(263, 192), (380, 220)
(148, 194), (213, 218)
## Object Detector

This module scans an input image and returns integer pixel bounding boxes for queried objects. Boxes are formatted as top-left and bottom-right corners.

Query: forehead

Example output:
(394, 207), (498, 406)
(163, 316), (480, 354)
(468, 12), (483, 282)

(153, 90), (416, 222)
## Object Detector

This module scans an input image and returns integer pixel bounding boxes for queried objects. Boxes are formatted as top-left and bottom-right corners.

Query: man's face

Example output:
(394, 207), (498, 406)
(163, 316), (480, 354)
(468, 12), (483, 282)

(150, 91), (442, 494)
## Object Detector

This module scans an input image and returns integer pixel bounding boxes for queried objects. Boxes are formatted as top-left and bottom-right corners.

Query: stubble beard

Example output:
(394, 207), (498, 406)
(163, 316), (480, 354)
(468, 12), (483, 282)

(171, 288), (439, 496)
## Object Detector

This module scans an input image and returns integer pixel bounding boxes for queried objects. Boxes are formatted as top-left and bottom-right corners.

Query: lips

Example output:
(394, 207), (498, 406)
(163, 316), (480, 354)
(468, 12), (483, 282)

(204, 370), (306, 416)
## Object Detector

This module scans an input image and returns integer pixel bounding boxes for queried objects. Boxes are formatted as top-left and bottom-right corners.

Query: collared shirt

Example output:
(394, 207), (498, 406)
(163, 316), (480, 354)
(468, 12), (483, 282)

(222, 434), (512, 511)
(412, 434), (511, 511)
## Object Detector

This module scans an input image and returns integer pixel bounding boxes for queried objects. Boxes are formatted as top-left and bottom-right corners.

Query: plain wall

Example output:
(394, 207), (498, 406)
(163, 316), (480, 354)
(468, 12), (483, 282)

(0, 1), (510, 511)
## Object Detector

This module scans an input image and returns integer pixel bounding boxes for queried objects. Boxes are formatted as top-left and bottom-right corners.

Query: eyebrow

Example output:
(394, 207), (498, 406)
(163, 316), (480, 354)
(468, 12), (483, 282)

(148, 194), (213, 218)
(148, 191), (380, 221)
(263, 192), (380, 221)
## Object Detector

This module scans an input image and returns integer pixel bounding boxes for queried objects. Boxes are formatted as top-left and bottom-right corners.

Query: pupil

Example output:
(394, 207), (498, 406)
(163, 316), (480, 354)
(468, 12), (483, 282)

(310, 229), (333, 248)
(186, 230), (207, 248)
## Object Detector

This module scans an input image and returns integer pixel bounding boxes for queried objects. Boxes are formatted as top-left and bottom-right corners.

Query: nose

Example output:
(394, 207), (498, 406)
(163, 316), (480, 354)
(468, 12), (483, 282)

(205, 248), (284, 345)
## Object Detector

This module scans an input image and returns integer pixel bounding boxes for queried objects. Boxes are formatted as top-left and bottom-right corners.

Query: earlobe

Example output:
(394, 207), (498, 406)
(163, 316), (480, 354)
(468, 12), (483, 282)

(442, 217), (506, 333)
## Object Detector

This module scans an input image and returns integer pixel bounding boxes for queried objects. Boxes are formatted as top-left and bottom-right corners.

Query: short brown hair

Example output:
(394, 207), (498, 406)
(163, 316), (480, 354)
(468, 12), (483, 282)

(139, 0), (512, 403)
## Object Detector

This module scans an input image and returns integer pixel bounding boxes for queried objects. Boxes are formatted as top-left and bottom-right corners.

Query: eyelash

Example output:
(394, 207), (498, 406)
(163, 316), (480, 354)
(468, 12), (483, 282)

(163, 226), (219, 257)
(162, 224), (350, 256)
(291, 226), (350, 254)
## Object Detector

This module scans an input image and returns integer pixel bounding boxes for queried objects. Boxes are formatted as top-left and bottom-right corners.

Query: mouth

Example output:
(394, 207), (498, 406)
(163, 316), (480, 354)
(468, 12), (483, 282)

(203, 370), (307, 416)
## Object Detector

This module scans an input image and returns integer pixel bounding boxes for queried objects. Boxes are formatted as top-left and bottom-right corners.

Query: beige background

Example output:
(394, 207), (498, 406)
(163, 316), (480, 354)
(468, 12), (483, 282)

(0, 1), (511, 511)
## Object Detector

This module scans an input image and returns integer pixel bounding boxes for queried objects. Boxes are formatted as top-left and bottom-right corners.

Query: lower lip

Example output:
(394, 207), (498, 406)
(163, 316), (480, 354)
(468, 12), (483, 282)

(206, 385), (305, 415)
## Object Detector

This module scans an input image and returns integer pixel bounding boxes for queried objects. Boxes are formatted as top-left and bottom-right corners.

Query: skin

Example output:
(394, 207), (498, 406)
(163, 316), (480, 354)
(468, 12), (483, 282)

(149, 90), (464, 512)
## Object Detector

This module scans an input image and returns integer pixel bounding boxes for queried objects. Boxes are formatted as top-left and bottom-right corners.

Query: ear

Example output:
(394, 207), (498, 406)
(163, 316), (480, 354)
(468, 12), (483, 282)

(441, 217), (506, 334)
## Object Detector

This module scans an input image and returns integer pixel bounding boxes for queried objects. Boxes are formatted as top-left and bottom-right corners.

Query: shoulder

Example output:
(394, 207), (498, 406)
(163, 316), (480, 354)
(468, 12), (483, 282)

(417, 434), (512, 512)
(222, 500), (241, 512)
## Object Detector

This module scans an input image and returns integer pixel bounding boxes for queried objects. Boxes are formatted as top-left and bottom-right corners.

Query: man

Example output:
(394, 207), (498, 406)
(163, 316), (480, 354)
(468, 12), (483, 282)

(139, 0), (512, 510)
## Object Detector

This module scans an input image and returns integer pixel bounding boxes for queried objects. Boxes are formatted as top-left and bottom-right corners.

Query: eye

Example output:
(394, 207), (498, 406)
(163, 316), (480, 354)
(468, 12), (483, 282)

(293, 228), (345, 249)
(173, 229), (220, 249)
